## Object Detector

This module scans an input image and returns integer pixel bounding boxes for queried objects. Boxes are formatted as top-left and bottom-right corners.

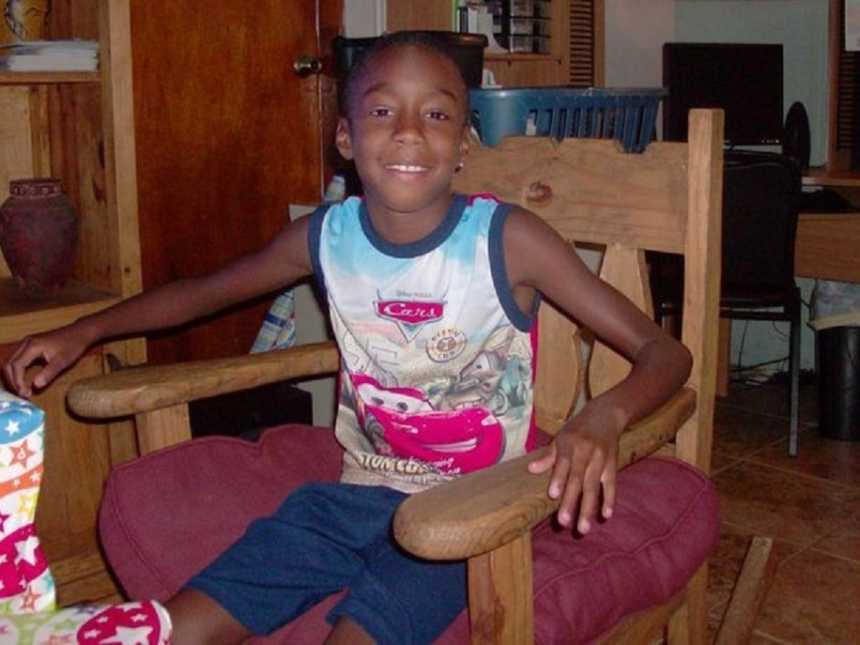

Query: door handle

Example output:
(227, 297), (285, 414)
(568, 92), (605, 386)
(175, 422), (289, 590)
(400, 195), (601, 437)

(293, 55), (322, 76)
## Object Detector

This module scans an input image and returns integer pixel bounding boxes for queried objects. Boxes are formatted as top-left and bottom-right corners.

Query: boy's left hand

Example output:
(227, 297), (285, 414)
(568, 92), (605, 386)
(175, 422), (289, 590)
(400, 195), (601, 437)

(528, 399), (626, 534)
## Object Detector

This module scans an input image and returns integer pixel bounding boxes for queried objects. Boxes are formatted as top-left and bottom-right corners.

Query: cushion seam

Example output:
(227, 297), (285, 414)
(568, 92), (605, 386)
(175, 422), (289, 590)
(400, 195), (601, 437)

(533, 477), (713, 597)
(103, 480), (173, 598)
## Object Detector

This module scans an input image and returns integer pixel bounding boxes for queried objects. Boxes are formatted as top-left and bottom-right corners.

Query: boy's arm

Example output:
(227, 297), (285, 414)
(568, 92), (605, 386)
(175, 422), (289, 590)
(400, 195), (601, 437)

(503, 206), (692, 533)
(3, 217), (314, 397)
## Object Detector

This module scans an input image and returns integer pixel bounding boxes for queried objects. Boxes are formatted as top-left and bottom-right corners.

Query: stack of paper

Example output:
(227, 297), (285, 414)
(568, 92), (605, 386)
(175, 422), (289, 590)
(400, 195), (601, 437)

(0, 40), (99, 72)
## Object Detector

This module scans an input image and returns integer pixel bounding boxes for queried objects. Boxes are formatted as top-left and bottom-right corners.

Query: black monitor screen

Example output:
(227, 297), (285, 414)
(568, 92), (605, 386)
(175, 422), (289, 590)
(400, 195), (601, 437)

(662, 43), (784, 145)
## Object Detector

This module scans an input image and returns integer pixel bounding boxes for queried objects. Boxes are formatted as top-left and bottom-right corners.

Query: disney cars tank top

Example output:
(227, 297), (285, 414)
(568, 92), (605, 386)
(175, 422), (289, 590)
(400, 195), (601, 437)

(309, 194), (538, 493)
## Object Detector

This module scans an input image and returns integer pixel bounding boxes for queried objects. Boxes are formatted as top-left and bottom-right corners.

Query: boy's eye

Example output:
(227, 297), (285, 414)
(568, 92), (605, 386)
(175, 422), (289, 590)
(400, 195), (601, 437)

(369, 107), (392, 118)
(427, 110), (449, 121)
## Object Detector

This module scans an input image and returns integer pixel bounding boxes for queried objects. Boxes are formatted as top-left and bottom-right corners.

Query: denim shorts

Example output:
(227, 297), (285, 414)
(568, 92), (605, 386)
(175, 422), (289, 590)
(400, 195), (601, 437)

(188, 482), (466, 644)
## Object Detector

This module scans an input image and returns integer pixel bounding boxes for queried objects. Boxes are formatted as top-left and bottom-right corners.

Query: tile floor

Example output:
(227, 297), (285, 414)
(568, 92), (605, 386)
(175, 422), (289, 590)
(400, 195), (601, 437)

(707, 381), (860, 643)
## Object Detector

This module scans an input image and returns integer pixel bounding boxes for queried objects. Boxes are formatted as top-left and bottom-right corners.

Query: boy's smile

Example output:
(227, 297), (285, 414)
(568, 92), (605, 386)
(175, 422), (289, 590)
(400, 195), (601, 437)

(336, 45), (470, 242)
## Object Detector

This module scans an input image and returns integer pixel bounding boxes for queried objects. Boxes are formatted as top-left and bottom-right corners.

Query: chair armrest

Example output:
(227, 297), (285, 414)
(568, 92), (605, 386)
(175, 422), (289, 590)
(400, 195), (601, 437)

(393, 387), (696, 560)
(67, 341), (340, 419)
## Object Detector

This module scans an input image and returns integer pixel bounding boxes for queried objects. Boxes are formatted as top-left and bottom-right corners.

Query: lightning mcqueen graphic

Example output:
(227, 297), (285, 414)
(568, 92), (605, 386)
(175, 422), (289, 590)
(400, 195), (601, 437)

(351, 374), (505, 475)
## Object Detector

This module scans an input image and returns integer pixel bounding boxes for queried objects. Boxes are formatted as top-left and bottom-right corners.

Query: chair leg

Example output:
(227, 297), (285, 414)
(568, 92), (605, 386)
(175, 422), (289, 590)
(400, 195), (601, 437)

(668, 564), (708, 645)
(788, 311), (801, 457)
(467, 534), (534, 645)
(717, 319), (731, 398)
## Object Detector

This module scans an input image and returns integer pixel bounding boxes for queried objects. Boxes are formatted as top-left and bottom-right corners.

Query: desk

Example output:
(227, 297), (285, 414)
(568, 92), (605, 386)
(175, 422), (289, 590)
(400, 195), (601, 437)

(803, 167), (860, 189)
(796, 212), (860, 282)
(797, 169), (860, 282)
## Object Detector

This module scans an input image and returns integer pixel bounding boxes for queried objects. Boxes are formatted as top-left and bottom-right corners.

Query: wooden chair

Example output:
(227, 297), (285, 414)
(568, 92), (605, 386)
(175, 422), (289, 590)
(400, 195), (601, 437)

(67, 109), (724, 644)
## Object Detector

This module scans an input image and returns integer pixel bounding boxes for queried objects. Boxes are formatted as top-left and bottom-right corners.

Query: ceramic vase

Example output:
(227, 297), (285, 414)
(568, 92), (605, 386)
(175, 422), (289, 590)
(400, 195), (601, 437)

(0, 178), (78, 295)
(0, 0), (51, 44)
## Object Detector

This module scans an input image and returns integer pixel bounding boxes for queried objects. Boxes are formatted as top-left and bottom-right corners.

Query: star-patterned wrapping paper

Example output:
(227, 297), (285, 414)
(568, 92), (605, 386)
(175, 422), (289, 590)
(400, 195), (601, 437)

(0, 392), (172, 644)
(0, 601), (172, 644)
(0, 391), (53, 616)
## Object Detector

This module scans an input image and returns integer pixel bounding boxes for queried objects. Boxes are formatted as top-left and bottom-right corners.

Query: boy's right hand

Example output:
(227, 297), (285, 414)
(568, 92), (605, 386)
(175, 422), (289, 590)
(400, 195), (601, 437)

(2, 325), (91, 398)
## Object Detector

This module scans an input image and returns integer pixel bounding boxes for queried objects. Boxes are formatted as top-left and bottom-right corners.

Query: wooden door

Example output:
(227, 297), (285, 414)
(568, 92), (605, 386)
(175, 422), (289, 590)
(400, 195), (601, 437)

(131, 1), (341, 365)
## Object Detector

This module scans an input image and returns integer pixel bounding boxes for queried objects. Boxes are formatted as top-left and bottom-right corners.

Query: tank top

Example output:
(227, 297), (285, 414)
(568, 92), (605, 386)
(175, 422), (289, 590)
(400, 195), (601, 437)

(309, 193), (538, 493)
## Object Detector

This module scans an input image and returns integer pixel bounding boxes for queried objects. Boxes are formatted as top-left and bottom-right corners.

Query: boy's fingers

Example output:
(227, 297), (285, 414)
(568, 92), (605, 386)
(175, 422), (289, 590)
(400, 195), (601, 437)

(7, 337), (30, 364)
(32, 364), (57, 390)
(601, 464), (617, 520)
(5, 342), (38, 396)
(577, 460), (603, 534)
(528, 445), (556, 474)
(557, 444), (591, 527)
(556, 462), (580, 528)
(548, 453), (571, 500)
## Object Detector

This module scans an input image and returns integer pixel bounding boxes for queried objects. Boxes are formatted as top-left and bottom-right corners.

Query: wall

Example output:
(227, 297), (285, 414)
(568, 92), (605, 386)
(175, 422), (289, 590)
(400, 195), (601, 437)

(343, 0), (386, 37)
(605, 1), (675, 88)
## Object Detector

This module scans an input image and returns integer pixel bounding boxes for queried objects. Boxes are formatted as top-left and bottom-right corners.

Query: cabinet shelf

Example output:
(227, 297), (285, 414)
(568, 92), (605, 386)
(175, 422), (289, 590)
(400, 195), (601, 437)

(485, 53), (558, 62)
(0, 70), (99, 85)
(0, 277), (120, 344)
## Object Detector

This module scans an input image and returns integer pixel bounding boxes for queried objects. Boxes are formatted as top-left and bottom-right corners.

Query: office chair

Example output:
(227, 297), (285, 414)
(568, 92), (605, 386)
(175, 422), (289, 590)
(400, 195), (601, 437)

(653, 150), (803, 456)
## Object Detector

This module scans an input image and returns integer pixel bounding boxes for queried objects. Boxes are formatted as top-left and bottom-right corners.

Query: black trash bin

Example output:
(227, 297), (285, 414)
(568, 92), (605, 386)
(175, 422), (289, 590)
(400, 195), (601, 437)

(818, 326), (860, 441)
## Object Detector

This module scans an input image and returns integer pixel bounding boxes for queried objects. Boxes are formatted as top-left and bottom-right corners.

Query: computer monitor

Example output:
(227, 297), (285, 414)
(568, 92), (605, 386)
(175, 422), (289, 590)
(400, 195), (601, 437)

(662, 43), (784, 146)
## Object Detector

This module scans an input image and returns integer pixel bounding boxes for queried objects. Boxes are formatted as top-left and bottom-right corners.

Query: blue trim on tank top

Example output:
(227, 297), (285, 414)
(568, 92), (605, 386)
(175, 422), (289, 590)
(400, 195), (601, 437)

(488, 203), (540, 332)
(358, 194), (468, 258)
(307, 204), (330, 299)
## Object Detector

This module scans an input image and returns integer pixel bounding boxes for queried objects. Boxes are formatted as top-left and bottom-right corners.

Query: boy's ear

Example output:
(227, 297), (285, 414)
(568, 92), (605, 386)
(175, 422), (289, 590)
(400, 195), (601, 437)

(335, 117), (354, 160)
(459, 123), (471, 161)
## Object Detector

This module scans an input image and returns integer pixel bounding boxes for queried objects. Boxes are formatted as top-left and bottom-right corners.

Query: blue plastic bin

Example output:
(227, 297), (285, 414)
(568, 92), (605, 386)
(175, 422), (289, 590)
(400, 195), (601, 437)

(469, 87), (667, 152)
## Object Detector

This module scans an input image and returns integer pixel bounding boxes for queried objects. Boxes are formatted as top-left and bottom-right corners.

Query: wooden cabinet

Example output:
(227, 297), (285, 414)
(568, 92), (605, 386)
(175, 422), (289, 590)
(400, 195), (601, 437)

(0, 0), (141, 605)
(386, 0), (604, 87)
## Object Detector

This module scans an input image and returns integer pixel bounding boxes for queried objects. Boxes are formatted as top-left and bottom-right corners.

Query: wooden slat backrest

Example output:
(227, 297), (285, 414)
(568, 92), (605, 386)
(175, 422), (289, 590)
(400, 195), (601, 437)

(453, 109), (723, 471)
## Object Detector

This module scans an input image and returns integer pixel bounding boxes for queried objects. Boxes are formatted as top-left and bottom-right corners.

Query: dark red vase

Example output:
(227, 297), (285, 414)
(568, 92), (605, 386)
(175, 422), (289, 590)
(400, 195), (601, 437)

(0, 178), (78, 295)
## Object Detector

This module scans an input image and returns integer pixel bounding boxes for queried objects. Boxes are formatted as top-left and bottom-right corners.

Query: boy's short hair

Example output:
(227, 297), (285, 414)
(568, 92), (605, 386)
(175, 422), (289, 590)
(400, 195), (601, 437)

(340, 31), (469, 119)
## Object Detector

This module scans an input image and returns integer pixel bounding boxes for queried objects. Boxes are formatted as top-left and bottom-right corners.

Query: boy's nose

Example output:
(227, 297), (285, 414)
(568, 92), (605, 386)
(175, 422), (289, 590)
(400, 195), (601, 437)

(394, 112), (424, 144)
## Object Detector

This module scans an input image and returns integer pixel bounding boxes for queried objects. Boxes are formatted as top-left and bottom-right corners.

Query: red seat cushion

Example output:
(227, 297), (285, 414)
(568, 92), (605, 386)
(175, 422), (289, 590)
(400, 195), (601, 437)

(99, 426), (718, 644)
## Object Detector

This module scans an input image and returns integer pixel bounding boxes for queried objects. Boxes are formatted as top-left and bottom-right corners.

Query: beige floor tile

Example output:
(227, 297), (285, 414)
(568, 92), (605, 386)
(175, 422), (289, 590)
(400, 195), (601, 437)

(719, 383), (818, 425)
(814, 503), (860, 563)
(748, 631), (795, 644)
(712, 406), (791, 459)
(749, 430), (860, 490)
(713, 461), (857, 548)
(753, 548), (860, 643)
(711, 450), (741, 475)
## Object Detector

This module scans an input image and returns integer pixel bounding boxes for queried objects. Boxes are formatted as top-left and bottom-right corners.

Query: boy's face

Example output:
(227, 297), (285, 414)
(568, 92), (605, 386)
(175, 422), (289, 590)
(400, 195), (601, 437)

(335, 45), (470, 222)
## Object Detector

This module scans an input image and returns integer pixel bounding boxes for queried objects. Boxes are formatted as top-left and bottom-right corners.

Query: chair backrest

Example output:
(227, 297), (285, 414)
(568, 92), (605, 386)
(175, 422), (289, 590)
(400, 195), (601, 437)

(721, 150), (801, 294)
(453, 109), (724, 471)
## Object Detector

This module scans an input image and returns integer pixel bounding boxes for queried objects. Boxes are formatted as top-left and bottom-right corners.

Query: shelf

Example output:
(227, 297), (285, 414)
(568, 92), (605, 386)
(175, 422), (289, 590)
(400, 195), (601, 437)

(0, 278), (120, 344)
(0, 70), (99, 85)
(485, 53), (559, 62)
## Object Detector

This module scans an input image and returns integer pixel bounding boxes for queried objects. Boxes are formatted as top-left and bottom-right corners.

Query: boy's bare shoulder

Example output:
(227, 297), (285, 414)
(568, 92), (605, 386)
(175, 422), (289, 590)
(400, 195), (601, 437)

(502, 203), (568, 252)
(501, 202), (591, 294)
(256, 210), (315, 276)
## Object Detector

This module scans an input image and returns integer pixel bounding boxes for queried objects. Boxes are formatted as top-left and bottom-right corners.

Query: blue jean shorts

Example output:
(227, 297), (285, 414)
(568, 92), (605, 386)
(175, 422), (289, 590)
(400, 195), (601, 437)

(187, 482), (466, 644)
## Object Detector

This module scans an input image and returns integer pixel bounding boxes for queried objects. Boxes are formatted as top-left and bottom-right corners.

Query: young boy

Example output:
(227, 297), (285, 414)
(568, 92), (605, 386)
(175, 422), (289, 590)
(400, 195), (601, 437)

(2, 32), (691, 645)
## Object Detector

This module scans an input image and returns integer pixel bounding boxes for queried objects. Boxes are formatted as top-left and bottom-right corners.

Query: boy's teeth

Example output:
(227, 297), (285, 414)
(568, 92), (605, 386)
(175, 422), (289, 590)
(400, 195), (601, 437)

(389, 164), (425, 172)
